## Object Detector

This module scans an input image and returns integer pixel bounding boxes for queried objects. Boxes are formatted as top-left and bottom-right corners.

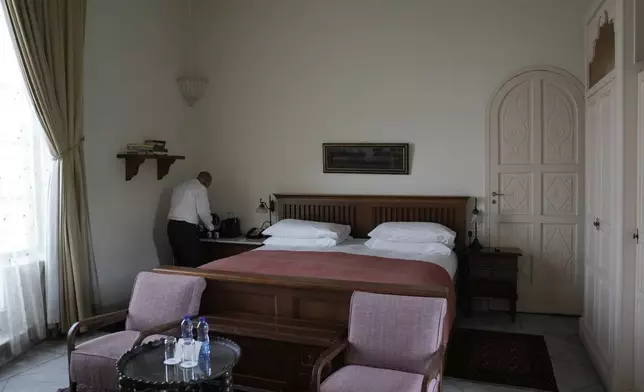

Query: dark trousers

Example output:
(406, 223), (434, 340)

(167, 220), (202, 267)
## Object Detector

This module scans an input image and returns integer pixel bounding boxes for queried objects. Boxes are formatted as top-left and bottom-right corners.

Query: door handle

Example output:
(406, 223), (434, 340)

(492, 192), (505, 197)
(593, 218), (600, 230)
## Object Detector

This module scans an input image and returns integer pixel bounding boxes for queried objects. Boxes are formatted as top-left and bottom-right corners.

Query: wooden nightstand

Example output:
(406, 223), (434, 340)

(200, 236), (264, 265)
(465, 247), (522, 322)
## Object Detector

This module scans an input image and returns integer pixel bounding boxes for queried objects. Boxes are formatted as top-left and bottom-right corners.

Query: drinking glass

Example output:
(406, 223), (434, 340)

(164, 337), (180, 365)
(165, 364), (179, 381)
(180, 339), (197, 368)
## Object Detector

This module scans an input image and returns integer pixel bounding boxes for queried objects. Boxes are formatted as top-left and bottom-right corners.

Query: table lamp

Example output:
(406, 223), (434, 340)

(256, 197), (275, 227)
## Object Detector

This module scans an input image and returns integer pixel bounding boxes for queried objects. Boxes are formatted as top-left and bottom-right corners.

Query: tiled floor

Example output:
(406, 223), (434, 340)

(0, 313), (603, 392)
(0, 332), (105, 392)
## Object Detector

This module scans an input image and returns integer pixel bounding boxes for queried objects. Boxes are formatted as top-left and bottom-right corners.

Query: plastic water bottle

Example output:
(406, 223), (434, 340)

(197, 316), (210, 358)
(180, 315), (197, 367)
(180, 315), (194, 342)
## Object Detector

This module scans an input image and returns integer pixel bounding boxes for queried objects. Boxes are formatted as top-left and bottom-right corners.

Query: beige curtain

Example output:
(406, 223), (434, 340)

(3, 0), (91, 329)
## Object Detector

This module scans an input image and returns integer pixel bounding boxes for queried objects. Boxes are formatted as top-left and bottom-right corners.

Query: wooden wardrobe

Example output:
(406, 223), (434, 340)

(582, 1), (644, 391)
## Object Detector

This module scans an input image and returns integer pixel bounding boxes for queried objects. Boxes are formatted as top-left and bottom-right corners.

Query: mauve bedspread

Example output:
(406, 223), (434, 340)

(199, 250), (455, 339)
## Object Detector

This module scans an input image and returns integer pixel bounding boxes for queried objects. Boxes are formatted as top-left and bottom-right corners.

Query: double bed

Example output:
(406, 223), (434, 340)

(154, 194), (468, 391)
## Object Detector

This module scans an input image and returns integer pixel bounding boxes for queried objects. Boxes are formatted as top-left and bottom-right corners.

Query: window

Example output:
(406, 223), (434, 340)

(0, 5), (50, 355)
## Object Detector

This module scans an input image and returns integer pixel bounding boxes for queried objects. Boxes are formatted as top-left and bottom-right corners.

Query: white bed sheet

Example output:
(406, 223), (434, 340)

(255, 238), (457, 279)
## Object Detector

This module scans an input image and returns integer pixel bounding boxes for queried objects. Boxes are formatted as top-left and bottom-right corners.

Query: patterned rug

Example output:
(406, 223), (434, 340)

(445, 328), (559, 392)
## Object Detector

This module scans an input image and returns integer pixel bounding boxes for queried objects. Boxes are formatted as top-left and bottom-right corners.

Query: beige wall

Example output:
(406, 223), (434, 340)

(84, 0), (197, 308)
(193, 0), (590, 231)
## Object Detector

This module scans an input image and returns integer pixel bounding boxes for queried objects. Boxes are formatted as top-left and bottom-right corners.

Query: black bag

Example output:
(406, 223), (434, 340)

(220, 213), (241, 238)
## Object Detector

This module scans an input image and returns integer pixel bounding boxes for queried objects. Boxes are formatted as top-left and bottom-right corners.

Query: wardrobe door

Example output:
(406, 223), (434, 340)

(635, 71), (644, 392)
(583, 80), (616, 370)
(584, 93), (599, 339)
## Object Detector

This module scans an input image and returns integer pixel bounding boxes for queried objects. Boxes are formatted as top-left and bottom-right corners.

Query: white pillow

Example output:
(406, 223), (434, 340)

(365, 238), (453, 255)
(262, 219), (351, 240)
(263, 237), (338, 248)
(368, 222), (456, 245)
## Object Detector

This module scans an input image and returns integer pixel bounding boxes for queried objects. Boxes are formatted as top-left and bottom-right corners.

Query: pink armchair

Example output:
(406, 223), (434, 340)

(67, 271), (206, 392)
(312, 291), (447, 392)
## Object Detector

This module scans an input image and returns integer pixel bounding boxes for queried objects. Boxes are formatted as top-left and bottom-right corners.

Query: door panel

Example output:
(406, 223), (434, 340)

(489, 69), (584, 315)
(498, 80), (533, 165)
(634, 71), (644, 392)
(499, 173), (533, 214)
(543, 82), (578, 164)
(583, 79), (616, 368)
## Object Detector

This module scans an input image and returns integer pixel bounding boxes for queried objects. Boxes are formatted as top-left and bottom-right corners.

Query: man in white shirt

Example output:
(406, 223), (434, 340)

(167, 171), (214, 267)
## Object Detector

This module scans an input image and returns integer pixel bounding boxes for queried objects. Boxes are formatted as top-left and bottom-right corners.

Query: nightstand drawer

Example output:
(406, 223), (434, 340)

(470, 280), (517, 299)
(470, 264), (517, 280)
(472, 256), (517, 268)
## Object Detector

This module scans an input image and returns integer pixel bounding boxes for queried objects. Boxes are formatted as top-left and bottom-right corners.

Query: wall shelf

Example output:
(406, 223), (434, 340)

(116, 153), (185, 181)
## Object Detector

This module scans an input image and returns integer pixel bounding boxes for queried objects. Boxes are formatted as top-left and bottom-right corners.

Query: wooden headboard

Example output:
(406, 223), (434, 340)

(273, 194), (469, 252)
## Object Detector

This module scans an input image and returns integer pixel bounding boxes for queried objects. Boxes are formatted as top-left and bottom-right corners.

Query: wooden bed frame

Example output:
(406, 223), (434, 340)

(155, 194), (468, 392)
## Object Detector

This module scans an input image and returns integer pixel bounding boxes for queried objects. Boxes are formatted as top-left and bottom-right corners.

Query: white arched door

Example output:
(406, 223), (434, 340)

(488, 67), (585, 315)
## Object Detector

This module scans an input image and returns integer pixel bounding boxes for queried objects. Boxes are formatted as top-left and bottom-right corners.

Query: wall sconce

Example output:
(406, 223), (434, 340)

(177, 76), (209, 107)
(256, 197), (275, 227)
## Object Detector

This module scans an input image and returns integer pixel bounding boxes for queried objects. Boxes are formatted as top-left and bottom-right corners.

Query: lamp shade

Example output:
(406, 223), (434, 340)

(471, 197), (483, 224)
(256, 199), (269, 214)
(177, 76), (208, 107)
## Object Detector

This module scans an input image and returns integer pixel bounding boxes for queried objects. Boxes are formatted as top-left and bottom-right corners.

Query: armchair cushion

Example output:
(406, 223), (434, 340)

(346, 292), (447, 374)
(320, 365), (425, 392)
(125, 271), (206, 331)
(69, 331), (165, 391)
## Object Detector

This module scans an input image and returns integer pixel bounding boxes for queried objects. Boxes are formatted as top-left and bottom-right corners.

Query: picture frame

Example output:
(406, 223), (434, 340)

(323, 143), (410, 175)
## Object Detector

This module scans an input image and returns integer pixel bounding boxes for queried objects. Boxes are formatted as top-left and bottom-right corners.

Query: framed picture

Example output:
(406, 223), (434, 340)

(323, 143), (410, 174)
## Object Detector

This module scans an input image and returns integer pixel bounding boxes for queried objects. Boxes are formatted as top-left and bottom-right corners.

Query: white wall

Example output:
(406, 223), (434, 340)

(83, 0), (591, 307)
(193, 0), (590, 230)
(84, 0), (197, 308)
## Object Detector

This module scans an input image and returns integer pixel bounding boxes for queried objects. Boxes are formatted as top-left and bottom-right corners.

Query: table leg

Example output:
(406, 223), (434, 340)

(221, 371), (233, 392)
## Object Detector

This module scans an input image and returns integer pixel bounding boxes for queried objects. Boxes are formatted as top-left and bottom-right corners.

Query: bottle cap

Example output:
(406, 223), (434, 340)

(183, 315), (190, 320)
(199, 316), (206, 322)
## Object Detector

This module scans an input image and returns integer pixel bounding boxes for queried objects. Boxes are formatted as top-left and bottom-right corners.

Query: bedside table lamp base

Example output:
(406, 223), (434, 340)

(470, 197), (483, 250)
(469, 237), (483, 250)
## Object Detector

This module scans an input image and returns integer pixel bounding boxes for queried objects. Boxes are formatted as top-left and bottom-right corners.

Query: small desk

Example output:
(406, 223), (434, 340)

(200, 236), (264, 263)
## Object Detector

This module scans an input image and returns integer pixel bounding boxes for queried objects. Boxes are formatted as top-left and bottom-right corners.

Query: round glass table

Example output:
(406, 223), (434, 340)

(117, 337), (241, 392)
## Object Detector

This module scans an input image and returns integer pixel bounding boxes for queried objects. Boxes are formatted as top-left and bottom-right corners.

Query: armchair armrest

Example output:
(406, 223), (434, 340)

(67, 309), (128, 356)
(311, 340), (348, 392)
(421, 344), (445, 392)
(132, 319), (182, 347)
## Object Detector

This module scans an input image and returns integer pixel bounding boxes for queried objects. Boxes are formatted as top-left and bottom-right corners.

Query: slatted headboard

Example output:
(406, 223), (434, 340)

(273, 194), (469, 252)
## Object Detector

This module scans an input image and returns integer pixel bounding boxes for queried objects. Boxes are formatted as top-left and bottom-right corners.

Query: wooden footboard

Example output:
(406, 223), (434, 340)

(154, 265), (449, 323)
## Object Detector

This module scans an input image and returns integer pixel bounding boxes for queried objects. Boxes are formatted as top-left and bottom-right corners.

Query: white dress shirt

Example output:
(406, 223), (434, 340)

(168, 179), (214, 230)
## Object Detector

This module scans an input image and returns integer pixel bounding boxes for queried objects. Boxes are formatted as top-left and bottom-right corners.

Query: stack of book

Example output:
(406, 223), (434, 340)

(126, 140), (168, 155)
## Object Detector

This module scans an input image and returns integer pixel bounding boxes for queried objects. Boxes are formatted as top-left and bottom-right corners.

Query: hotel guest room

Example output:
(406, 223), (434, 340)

(1, 1), (643, 392)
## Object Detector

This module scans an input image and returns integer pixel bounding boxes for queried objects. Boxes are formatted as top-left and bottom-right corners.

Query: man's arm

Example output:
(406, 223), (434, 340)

(196, 188), (214, 231)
